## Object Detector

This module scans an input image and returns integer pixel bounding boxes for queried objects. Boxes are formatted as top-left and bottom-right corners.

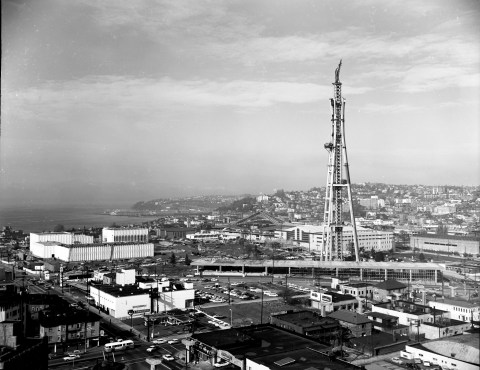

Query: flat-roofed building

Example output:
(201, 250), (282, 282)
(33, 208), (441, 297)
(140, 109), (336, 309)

(366, 312), (409, 336)
(30, 242), (154, 262)
(411, 234), (480, 257)
(270, 310), (340, 344)
(39, 308), (101, 347)
(310, 291), (358, 314)
(428, 298), (480, 323)
(404, 334), (479, 370)
(30, 232), (93, 258)
(187, 325), (362, 369)
(89, 280), (194, 319)
(102, 227), (148, 243)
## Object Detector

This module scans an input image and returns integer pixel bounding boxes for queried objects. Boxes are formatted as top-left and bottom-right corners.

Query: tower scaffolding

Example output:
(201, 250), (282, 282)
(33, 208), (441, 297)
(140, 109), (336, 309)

(322, 60), (359, 262)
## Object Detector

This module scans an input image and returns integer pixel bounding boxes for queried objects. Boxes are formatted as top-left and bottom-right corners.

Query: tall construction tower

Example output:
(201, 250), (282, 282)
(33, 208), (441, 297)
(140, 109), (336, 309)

(322, 60), (359, 262)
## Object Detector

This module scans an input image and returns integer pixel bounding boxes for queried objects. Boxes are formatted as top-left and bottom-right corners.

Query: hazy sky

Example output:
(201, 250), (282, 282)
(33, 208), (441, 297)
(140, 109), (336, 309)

(1, 0), (479, 207)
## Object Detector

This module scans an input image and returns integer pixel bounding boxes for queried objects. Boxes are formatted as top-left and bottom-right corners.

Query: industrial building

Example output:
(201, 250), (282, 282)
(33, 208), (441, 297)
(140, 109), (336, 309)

(30, 242), (154, 262)
(428, 298), (480, 323)
(404, 334), (479, 370)
(410, 234), (480, 256)
(101, 227), (149, 243)
(29, 232), (94, 257)
(372, 300), (471, 340)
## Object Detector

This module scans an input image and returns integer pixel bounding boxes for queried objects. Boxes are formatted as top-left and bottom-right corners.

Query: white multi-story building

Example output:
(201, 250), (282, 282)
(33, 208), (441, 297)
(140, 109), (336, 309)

(275, 225), (393, 254)
(30, 242), (154, 262)
(102, 227), (149, 243)
(30, 232), (93, 257)
(428, 299), (480, 323)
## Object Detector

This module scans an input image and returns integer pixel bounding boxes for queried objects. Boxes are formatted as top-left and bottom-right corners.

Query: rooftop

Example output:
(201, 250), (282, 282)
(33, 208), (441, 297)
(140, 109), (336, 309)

(91, 284), (150, 297)
(272, 311), (338, 328)
(328, 310), (372, 325)
(408, 333), (479, 365)
(366, 312), (398, 321)
(249, 346), (361, 370)
(375, 279), (407, 291)
(39, 309), (101, 327)
(351, 332), (408, 348)
(431, 298), (480, 309)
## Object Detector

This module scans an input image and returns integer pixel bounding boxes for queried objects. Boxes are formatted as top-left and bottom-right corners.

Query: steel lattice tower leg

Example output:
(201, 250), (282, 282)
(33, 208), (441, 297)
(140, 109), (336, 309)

(322, 61), (359, 262)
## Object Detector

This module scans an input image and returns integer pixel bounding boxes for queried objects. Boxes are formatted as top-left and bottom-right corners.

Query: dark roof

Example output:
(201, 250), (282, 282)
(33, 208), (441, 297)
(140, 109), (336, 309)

(324, 291), (357, 303)
(272, 310), (339, 328)
(328, 310), (372, 325)
(375, 279), (407, 291)
(366, 312), (398, 320)
(39, 309), (101, 327)
(351, 332), (408, 348)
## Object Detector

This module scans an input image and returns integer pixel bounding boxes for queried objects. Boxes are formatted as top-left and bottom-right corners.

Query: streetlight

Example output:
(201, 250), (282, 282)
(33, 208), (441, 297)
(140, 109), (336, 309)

(128, 310), (134, 329)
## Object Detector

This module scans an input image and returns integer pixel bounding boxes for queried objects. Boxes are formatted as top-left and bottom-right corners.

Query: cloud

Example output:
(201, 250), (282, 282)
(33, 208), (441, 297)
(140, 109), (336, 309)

(4, 76), (342, 126)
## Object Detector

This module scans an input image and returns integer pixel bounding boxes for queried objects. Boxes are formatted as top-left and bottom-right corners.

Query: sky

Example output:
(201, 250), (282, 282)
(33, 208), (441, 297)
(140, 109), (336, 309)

(1, 0), (479, 207)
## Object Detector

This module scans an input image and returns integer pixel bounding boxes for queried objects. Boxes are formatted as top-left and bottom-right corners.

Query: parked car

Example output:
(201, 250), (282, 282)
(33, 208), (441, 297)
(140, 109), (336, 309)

(162, 354), (175, 361)
(391, 357), (404, 365)
(214, 360), (230, 367)
(423, 361), (431, 367)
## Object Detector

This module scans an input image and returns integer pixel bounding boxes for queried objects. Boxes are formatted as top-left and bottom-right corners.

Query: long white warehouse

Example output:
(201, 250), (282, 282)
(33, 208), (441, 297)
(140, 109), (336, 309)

(30, 242), (154, 262)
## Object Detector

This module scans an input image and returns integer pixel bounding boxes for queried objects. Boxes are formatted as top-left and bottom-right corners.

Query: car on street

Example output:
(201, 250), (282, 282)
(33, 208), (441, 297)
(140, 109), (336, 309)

(214, 360), (230, 367)
(167, 339), (180, 344)
(423, 361), (431, 367)
(152, 339), (167, 345)
(391, 357), (404, 365)
(162, 354), (175, 361)
(63, 355), (80, 361)
(146, 345), (158, 353)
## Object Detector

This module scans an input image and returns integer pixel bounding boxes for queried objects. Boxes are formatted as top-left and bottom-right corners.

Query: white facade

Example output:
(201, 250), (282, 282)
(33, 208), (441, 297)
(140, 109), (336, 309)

(428, 300), (480, 322)
(89, 285), (151, 318)
(102, 227), (149, 243)
(275, 225), (393, 254)
(116, 269), (136, 285)
(30, 232), (94, 257)
(89, 282), (195, 318)
(31, 242), (154, 262)
(404, 335), (479, 370)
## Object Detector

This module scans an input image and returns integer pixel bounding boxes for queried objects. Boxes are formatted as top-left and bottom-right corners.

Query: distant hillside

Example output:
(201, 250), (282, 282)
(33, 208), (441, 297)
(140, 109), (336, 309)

(217, 196), (256, 212)
(132, 195), (242, 212)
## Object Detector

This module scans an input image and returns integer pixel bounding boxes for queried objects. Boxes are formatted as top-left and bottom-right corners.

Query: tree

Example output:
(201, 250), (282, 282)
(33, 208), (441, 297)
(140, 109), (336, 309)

(53, 224), (65, 232)
(374, 251), (385, 262)
(419, 253), (426, 262)
(184, 254), (191, 266)
(169, 252), (177, 265)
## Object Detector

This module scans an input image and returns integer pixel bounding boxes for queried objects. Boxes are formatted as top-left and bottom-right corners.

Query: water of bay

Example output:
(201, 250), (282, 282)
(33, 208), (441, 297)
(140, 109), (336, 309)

(0, 204), (158, 233)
